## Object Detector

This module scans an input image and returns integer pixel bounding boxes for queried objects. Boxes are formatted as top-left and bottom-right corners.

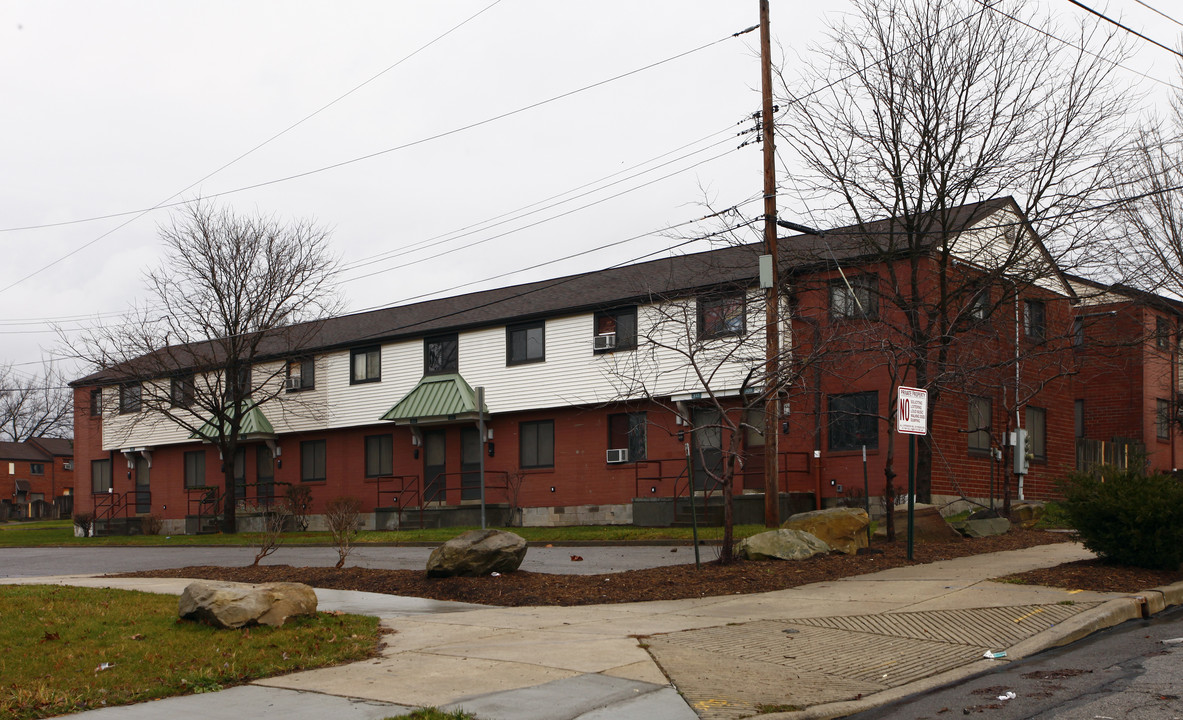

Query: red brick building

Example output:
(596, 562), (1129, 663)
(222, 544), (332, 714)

(69, 200), (1176, 533)
(1, 437), (74, 519)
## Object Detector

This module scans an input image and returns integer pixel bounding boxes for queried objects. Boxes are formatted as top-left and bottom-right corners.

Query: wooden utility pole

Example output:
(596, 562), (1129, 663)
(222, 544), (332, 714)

(759, 0), (780, 528)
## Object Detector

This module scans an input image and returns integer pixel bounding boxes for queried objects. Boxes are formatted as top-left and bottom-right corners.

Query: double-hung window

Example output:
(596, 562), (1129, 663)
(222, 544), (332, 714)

(698, 294), (745, 339)
(287, 357), (315, 391)
(593, 307), (637, 352)
(351, 346), (381, 384)
(828, 391), (878, 451)
(1024, 300), (1046, 342)
(171, 375), (194, 407)
(967, 397), (991, 452)
(365, 434), (393, 477)
(184, 451), (206, 488)
(1025, 406), (1046, 460)
(520, 420), (555, 468)
(301, 440), (327, 482)
(830, 276), (878, 320)
(607, 412), (646, 462)
(118, 383), (141, 414)
(424, 334), (458, 375)
(91, 459), (113, 493)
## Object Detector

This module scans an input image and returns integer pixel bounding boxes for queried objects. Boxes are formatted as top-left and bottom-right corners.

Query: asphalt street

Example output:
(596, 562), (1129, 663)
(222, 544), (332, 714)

(0, 543), (708, 578)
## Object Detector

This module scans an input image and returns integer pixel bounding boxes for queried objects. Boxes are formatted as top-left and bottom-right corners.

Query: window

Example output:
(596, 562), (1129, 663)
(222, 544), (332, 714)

(969, 287), (990, 322)
(365, 434), (393, 477)
(743, 408), (767, 446)
(118, 383), (141, 414)
(698, 294), (745, 339)
(607, 412), (646, 462)
(423, 335), (458, 375)
(593, 307), (637, 352)
(1156, 317), (1171, 350)
(520, 420), (555, 468)
(224, 365), (251, 400)
(301, 440), (327, 482)
(1157, 398), (1171, 440)
(184, 451), (206, 488)
(287, 357), (315, 391)
(1072, 318), (1084, 347)
(30, 463), (44, 475)
(90, 388), (102, 417)
(1025, 406), (1046, 460)
(830, 275), (878, 320)
(828, 391), (878, 451)
(968, 397), (991, 452)
(91, 459), (112, 493)
(507, 321), (545, 365)
(1075, 399), (1086, 439)
(1024, 300), (1046, 342)
(171, 375), (194, 408)
(350, 346), (381, 384)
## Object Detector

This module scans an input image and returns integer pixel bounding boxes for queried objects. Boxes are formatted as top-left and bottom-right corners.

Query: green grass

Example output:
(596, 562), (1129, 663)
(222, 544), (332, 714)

(0, 520), (767, 547)
(390, 710), (476, 720)
(1033, 501), (1073, 530)
(0, 585), (379, 720)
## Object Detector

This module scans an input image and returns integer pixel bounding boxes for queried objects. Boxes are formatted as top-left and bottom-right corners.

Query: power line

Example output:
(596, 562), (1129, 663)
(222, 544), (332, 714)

(1065, 0), (1183, 60)
(1134, 0), (1183, 29)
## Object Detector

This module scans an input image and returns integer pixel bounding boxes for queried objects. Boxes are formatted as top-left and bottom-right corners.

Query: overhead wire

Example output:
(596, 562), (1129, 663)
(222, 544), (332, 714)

(1065, 0), (1183, 60)
(1134, 0), (1183, 28)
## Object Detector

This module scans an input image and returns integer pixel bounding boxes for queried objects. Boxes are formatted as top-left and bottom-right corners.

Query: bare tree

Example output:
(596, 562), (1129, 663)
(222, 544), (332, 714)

(66, 201), (340, 532)
(776, 0), (1131, 501)
(252, 504), (291, 566)
(325, 496), (363, 569)
(0, 362), (73, 442)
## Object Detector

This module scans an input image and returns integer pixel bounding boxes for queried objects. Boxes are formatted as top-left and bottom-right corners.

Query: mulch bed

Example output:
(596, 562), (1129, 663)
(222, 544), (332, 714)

(115, 529), (1175, 607)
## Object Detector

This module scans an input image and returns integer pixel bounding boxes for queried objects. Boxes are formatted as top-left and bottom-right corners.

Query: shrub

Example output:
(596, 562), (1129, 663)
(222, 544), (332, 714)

(73, 512), (95, 537)
(325, 496), (363, 569)
(141, 514), (164, 535)
(285, 485), (313, 532)
(1058, 466), (1183, 570)
(252, 506), (291, 566)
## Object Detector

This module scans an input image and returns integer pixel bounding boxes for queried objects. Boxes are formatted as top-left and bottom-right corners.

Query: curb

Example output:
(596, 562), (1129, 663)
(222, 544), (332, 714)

(764, 579), (1183, 720)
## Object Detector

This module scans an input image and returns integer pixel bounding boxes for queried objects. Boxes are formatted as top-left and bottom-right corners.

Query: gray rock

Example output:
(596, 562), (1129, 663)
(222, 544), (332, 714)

(426, 528), (528, 577)
(782, 507), (870, 555)
(178, 580), (317, 629)
(734, 529), (831, 561)
(958, 517), (1012, 537)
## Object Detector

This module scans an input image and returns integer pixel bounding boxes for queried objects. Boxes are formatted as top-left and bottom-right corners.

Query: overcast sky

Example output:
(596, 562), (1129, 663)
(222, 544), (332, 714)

(1, 1), (1178, 382)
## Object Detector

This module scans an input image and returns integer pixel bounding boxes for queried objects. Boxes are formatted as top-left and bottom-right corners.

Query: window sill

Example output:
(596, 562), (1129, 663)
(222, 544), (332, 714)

(521, 467), (555, 474)
(349, 378), (381, 386)
(300, 479), (328, 485)
(827, 449), (880, 457)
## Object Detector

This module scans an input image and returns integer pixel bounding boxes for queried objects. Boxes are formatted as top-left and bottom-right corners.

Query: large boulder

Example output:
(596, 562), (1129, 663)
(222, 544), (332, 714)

(735, 529), (831, 561)
(426, 529), (528, 578)
(178, 581), (317, 629)
(1008, 502), (1046, 529)
(876, 504), (962, 542)
(957, 517), (1011, 538)
(782, 507), (870, 555)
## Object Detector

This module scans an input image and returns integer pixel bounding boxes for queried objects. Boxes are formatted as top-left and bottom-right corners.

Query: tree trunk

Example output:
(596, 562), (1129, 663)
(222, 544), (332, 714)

(221, 451), (237, 534)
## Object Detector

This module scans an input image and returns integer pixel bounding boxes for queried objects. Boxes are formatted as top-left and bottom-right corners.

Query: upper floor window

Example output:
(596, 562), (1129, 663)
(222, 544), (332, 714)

(424, 334), (458, 375)
(30, 463), (44, 475)
(1024, 300), (1046, 342)
(223, 366), (251, 401)
(90, 388), (102, 417)
(351, 346), (381, 384)
(118, 383), (141, 414)
(969, 288), (990, 322)
(828, 391), (878, 451)
(830, 275), (878, 320)
(171, 374), (195, 408)
(967, 396), (991, 452)
(1075, 399), (1086, 439)
(507, 321), (545, 365)
(698, 294), (745, 339)
(1072, 317), (1084, 347)
(287, 357), (316, 392)
(593, 307), (637, 352)
(1156, 317), (1172, 351)
(1157, 398), (1171, 440)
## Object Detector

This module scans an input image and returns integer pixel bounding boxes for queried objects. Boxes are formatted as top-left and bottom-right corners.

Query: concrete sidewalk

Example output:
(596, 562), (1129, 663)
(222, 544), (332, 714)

(9, 542), (1183, 719)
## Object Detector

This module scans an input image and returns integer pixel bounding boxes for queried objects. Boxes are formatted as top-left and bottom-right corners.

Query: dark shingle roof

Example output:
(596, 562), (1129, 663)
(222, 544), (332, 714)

(0, 441), (51, 462)
(73, 198), (1016, 386)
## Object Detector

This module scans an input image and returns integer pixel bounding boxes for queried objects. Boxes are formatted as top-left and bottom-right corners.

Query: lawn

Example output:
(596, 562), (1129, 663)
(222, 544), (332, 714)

(0, 585), (379, 719)
(0, 519), (765, 547)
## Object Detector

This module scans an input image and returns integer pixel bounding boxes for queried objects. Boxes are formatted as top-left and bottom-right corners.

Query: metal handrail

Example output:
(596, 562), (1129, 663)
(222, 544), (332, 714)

(185, 485), (222, 530)
(91, 491), (130, 524)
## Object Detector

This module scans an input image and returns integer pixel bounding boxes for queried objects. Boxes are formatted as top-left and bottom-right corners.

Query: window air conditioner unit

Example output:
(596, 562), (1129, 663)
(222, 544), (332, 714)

(606, 448), (629, 463)
(62, 462), (73, 471)
(285, 376), (303, 390)
(594, 334), (616, 350)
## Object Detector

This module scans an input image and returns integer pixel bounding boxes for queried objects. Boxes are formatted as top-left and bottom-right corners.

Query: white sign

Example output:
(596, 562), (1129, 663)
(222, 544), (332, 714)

(897, 386), (928, 435)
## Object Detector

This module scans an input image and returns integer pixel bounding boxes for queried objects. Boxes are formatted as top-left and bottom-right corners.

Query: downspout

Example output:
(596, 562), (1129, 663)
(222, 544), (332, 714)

(1015, 282), (1024, 501)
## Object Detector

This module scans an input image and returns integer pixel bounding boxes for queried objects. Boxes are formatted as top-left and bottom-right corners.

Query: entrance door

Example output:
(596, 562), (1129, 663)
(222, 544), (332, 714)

(691, 408), (723, 491)
(461, 426), (481, 501)
(742, 408), (766, 491)
(233, 448), (247, 504)
(423, 429), (446, 504)
(255, 446), (275, 505)
(134, 456), (151, 514)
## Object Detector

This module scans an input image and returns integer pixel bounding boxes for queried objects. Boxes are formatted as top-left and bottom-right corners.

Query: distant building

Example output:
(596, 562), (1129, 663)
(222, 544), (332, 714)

(1, 437), (74, 519)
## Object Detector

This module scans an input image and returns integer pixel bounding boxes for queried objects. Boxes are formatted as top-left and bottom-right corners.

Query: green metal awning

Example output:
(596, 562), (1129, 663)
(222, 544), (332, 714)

(190, 403), (276, 442)
(381, 373), (488, 425)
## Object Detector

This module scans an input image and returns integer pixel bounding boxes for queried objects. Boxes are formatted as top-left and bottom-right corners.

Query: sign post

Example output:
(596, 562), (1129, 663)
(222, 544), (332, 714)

(897, 386), (928, 561)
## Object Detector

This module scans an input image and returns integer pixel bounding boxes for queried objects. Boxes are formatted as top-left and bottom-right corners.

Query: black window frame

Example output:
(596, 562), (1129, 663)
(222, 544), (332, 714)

(520, 420), (555, 469)
(301, 439), (327, 482)
(828, 391), (879, 452)
(593, 306), (638, 353)
(607, 411), (647, 462)
(350, 346), (382, 385)
(184, 450), (206, 489)
(1075, 399), (1086, 439)
(118, 383), (141, 414)
(1025, 406), (1047, 460)
(286, 357), (316, 392)
(1157, 398), (1171, 440)
(697, 293), (746, 340)
(506, 321), (546, 366)
(29, 463), (44, 475)
(423, 334), (459, 375)
(1072, 317), (1084, 347)
(171, 374), (195, 408)
(1156, 317), (1172, 351)
(967, 396), (991, 453)
(364, 434), (394, 478)
(1024, 300), (1046, 342)
(90, 388), (102, 417)
(91, 459), (112, 493)
(829, 275), (879, 321)
(969, 286), (990, 322)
